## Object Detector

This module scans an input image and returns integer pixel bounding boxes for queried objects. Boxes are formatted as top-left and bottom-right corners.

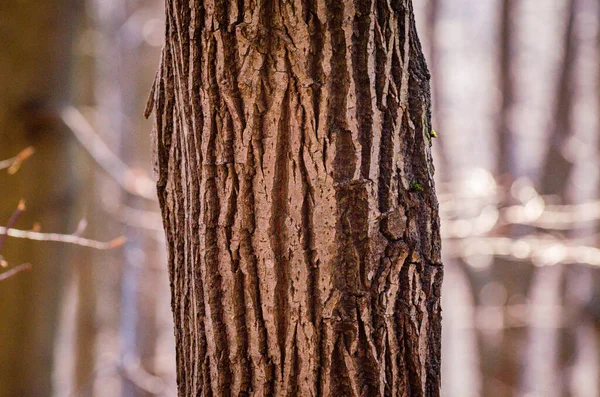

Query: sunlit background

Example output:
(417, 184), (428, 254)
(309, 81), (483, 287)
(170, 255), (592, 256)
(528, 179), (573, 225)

(0, 0), (599, 396)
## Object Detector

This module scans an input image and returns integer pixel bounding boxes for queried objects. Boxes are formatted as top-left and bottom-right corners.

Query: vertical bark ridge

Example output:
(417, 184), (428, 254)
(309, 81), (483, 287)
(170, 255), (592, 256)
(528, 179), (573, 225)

(300, 2), (328, 394)
(296, 86), (323, 395)
(306, 1), (325, 140)
(182, 115), (201, 394)
(324, 1), (365, 395)
(285, 322), (301, 397)
(164, 14), (194, 393)
(374, 0), (397, 218)
(284, 67), (315, 394)
(221, 125), (252, 395)
(174, 3), (208, 393)
(150, 1), (442, 395)
(190, 3), (212, 395)
(239, 162), (271, 395)
(251, 74), (281, 396)
(169, 115), (188, 393)
(247, 98), (277, 395)
(203, 135), (234, 395)
(270, 79), (292, 383)
(237, 3), (278, 394)
(352, 0), (375, 180)
(203, 27), (234, 393)
(210, 1), (260, 391)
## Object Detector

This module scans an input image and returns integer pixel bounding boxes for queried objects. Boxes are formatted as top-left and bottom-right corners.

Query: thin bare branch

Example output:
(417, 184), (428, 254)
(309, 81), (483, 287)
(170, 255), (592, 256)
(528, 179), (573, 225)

(73, 219), (88, 237)
(0, 263), (32, 282)
(447, 236), (600, 268)
(99, 197), (164, 234)
(449, 304), (573, 331)
(0, 226), (126, 250)
(442, 194), (600, 238)
(0, 147), (35, 174)
(0, 199), (26, 252)
(121, 205), (163, 232)
(59, 105), (157, 201)
(121, 354), (167, 395)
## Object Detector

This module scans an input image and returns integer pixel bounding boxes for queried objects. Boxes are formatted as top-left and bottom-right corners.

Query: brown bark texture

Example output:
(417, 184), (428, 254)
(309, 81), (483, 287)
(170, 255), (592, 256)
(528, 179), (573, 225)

(148, 0), (443, 395)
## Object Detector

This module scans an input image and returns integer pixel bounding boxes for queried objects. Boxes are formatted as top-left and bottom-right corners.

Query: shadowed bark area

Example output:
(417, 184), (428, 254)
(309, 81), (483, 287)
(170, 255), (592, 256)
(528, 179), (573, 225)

(148, 0), (442, 395)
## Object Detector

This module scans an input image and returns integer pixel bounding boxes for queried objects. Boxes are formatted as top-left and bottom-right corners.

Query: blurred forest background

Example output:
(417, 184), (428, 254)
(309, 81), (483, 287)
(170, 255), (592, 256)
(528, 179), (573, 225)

(1, 0), (599, 396)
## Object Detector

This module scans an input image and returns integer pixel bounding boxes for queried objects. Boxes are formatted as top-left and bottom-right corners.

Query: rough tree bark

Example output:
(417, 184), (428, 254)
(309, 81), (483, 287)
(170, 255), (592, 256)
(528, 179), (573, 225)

(148, 1), (442, 395)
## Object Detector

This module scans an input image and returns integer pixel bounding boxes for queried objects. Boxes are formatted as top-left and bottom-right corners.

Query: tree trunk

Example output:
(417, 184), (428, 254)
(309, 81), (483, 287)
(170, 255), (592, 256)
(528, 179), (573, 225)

(496, 0), (516, 178)
(149, 1), (442, 395)
(0, 1), (80, 396)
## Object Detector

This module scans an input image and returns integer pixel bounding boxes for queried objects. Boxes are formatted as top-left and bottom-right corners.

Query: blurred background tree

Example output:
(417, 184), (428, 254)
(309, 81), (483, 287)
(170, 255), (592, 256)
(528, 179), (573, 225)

(1, 0), (600, 396)
(0, 1), (82, 396)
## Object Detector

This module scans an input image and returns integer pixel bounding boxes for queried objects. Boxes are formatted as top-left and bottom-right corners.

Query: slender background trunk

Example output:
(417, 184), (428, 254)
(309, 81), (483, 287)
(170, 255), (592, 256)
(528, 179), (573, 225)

(0, 1), (81, 396)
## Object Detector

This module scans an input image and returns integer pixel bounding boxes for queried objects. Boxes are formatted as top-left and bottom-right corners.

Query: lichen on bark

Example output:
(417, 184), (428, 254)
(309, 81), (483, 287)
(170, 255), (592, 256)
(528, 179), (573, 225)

(148, 1), (442, 395)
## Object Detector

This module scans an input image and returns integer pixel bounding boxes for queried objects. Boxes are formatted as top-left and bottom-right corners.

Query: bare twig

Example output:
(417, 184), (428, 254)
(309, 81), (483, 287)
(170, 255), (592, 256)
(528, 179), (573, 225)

(68, 353), (175, 397)
(0, 147), (35, 174)
(441, 195), (600, 239)
(73, 219), (88, 237)
(0, 199), (26, 252)
(121, 205), (163, 232)
(447, 236), (600, 268)
(121, 354), (167, 395)
(0, 226), (126, 250)
(502, 199), (600, 229)
(0, 263), (32, 282)
(59, 105), (157, 201)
